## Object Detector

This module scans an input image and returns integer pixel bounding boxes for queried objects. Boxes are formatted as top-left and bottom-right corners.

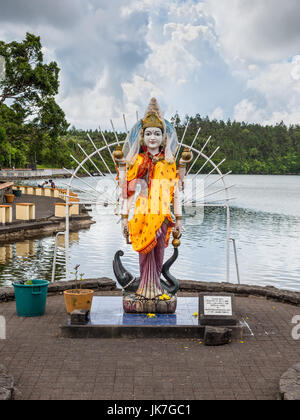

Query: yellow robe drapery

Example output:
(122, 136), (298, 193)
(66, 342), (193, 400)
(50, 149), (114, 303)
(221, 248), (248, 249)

(126, 153), (178, 254)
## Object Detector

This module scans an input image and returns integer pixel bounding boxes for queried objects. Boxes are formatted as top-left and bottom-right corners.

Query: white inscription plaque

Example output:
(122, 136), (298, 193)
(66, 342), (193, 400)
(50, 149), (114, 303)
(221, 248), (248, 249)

(204, 296), (232, 316)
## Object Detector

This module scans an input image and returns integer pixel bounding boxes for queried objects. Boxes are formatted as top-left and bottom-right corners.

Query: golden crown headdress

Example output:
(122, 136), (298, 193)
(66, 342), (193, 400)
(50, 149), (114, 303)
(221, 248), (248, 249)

(141, 98), (164, 132)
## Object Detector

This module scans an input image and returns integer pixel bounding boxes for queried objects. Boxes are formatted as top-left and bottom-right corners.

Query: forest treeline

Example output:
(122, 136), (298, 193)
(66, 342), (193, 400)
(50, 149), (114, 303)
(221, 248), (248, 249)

(64, 117), (300, 175)
(1, 33), (300, 175)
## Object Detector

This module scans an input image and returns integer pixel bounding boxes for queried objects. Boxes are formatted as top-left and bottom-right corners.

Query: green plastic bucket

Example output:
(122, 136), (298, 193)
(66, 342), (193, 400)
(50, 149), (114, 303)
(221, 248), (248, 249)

(13, 280), (49, 317)
(13, 189), (22, 197)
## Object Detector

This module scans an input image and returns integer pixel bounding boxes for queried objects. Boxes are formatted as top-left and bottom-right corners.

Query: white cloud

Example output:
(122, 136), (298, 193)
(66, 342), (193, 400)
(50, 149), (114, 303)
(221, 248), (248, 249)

(122, 75), (163, 121)
(233, 99), (265, 124)
(145, 37), (202, 85)
(2, 0), (300, 128)
(290, 56), (300, 81)
(210, 106), (224, 121)
(247, 61), (300, 103)
(204, 0), (300, 125)
(233, 57), (300, 125)
(207, 0), (300, 63)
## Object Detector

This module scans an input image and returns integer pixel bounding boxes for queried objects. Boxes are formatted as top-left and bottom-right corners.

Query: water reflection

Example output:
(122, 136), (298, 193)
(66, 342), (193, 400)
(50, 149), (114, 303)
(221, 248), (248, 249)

(0, 175), (299, 292)
(57, 232), (79, 248)
(15, 240), (35, 258)
(0, 245), (12, 264)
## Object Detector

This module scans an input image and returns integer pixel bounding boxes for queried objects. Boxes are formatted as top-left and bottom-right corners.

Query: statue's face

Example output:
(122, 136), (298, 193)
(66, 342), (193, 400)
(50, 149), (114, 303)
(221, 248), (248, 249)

(143, 127), (163, 153)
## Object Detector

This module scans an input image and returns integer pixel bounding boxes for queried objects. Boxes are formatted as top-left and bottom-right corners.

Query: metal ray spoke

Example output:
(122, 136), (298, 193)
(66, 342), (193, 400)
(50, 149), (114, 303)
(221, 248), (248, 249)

(175, 117), (190, 160)
(189, 126), (201, 150)
(99, 125), (116, 164)
(182, 183), (206, 205)
(199, 135), (212, 154)
(183, 183), (234, 206)
(191, 184), (236, 203)
(87, 133), (118, 185)
(123, 114), (129, 133)
(202, 159), (227, 182)
(77, 143), (104, 176)
(183, 171), (233, 206)
(78, 200), (114, 206)
(59, 180), (114, 204)
(110, 119), (120, 145)
(186, 135), (211, 176)
(58, 181), (98, 199)
(204, 171), (232, 191)
(183, 197), (236, 206)
(191, 146), (220, 181)
(63, 167), (115, 205)
(71, 154), (94, 179)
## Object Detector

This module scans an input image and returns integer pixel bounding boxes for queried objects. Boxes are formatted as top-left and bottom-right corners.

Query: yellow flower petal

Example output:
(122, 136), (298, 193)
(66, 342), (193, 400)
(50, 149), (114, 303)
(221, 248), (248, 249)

(193, 312), (198, 317)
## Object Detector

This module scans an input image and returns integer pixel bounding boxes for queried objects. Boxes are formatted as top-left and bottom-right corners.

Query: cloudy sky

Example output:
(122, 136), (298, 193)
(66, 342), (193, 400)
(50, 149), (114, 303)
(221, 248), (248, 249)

(1, 0), (300, 129)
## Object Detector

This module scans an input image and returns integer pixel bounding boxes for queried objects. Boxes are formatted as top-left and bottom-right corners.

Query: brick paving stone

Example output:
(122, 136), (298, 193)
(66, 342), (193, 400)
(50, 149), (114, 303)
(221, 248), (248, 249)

(0, 292), (300, 400)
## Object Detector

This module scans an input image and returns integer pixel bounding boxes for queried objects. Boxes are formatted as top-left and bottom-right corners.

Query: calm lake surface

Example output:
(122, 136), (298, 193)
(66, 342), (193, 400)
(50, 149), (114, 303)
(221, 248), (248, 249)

(0, 174), (299, 292)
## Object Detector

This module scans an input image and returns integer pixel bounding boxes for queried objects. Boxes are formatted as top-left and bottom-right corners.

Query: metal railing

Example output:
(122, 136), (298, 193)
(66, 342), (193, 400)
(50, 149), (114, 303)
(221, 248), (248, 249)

(230, 238), (241, 284)
(51, 231), (65, 283)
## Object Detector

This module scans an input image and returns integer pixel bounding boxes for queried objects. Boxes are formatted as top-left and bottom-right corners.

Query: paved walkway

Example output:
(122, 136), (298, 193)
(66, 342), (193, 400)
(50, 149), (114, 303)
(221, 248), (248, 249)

(0, 290), (299, 400)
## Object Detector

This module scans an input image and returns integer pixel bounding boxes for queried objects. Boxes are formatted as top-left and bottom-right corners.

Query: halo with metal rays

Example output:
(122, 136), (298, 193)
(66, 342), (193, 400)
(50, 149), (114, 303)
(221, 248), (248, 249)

(59, 115), (235, 284)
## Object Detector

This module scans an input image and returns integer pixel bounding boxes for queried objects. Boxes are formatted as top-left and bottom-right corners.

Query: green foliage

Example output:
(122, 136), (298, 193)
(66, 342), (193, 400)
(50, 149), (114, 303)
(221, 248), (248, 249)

(0, 33), (59, 111)
(0, 32), (69, 168)
(63, 117), (300, 175)
(174, 115), (300, 174)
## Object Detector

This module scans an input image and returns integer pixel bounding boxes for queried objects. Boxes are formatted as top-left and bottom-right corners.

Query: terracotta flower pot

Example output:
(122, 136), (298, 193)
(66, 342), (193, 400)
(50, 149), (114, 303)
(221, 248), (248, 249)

(5, 194), (15, 203)
(63, 289), (94, 314)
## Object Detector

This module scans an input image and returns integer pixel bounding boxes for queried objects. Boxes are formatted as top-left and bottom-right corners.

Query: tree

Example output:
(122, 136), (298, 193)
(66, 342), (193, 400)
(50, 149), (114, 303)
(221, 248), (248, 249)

(0, 33), (59, 112)
(0, 115), (10, 166)
(0, 32), (69, 167)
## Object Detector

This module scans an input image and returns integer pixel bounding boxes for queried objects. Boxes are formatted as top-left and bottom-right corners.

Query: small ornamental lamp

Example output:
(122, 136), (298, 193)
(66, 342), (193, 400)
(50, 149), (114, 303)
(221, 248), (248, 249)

(172, 229), (181, 248)
(181, 146), (192, 162)
(113, 145), (124, 160)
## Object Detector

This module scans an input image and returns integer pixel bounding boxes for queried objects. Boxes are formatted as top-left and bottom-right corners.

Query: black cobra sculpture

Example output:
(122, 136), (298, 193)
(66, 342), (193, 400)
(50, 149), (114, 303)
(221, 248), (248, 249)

(113, 250), (140, 294)
(113, 248), (179, 296)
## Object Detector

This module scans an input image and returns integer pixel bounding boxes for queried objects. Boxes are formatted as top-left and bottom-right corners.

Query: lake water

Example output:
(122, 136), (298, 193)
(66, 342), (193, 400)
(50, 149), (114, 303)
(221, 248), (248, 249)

(0, 174), (299, 292)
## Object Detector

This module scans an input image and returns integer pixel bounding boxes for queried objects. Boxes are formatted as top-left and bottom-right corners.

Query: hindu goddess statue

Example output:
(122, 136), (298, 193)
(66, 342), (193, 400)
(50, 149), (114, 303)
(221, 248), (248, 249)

(113, 98), (191, 313)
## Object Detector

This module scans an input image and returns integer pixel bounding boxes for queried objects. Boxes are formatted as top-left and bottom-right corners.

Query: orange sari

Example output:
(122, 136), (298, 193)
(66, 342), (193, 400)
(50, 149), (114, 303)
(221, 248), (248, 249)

(124, 152), (178, 255)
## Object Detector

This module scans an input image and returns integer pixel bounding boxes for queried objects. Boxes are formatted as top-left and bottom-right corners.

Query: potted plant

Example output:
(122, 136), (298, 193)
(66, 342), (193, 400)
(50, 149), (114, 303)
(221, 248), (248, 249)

(63, 264), (94, 314)
(4, 193), (15, 203)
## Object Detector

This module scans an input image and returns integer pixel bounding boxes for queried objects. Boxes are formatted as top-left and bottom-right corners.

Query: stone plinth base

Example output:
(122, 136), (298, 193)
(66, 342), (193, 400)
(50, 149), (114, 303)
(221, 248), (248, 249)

(123, 294), (177, 314)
